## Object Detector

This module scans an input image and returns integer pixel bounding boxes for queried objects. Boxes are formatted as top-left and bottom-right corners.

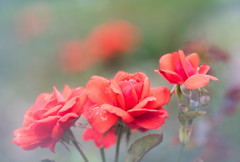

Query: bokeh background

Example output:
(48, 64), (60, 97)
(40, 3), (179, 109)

(1, 0), (240, 161)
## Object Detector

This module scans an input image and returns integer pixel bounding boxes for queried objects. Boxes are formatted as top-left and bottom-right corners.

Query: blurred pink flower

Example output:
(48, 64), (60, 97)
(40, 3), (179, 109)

(86, 20), (140, 60)
(16, 3), (51, 41)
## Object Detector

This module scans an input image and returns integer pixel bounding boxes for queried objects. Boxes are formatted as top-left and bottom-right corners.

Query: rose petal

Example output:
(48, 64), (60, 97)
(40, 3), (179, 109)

(184, 74), (218, 89)
(132, 111), (167, 129)
(178, 50), (188, 76)
(186, 53), (199, 73)
(85, 105), (118, 133)
(198, 64), (210, 74)
(113, 71), (130, 81)
(53, 86), (64, 102)
(159, 53), (175, 71)
(29, 116), (60, 136)
(101, 104), (134, 123)
(42, 105), (62, 118)
(147, 87), (171, 109)
(128, 108), (163, 117)
(86, 76), (112, 105)
(119, 81), (138, 110)
(62, 85), (72, 100)
(140, 75), (150, 100)
(132, 96), (156, 110)
(157, 69), (184, 84)
(57, 98), (77, 116)
(58, 113), (78, 128)
(82, 128), (116, 148)
(110, 80), (125, 109)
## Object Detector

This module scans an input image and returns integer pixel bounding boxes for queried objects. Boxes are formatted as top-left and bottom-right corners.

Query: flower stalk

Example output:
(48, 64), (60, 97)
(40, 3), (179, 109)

(114, 124), (123, 162)
(68, 129), (89, 162)
(100, 147), (106, 162)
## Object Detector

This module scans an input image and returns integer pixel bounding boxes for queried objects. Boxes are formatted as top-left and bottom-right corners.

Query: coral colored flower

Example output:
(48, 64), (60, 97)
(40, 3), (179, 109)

(59, 41), (94, 72)
(12, 85), (87, 152)
(84, 71), (170, 133)
(82, 128), (117, 148)
(155, 50), (219, 89)
(86, 20), (140, 59)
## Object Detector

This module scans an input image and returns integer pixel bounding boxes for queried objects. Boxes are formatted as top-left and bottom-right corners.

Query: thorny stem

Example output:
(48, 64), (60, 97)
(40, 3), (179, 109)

(100, 147), (106, 162)
(114, 124), (123, 162)
(68, 129), (89, 162)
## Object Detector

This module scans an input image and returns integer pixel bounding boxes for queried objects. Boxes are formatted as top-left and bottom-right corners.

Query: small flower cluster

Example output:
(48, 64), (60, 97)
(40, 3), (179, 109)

(13, 50), (218, 161)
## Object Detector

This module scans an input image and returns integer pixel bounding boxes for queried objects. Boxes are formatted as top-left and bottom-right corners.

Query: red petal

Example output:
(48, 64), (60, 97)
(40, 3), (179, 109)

(101, 104), (134, 123)
(140, 75), (150, 100)
(147, 87), (171, 109)
(85, 105), (118, 133)
(205, 75), (219, 81)
(31, 93), (52, 110)
(132, 96), (156, 110)
(58, 113), (78, 128)
(83, 128), (116, 148)
(128, 108), (163, 117)
(86, 76), (112, 105)
(132, 111), (167, 129)
(184, 74), (219, 89)
(119, 81), (138, 110)
(57, 98), (77, 116)
(186, 53), (199, 73)
(62, 85), (72, 100)
(178, 50), (188, 76)
(30, 116), (60, 136)
(159, 53), (175, 71)
(71, 90), (88, 114)
(113, 71), (130, 81)
(157, 69), (184, 84)
(53, 86), (64, 102)
(110, 80), (125, 109)
(198, 64), (210, 74)
(13, 128), (52, 151)
(42, 105), (62, 118)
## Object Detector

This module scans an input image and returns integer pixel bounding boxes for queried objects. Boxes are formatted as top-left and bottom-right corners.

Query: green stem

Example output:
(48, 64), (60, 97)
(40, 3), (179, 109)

(114, 125), (123, 162)
(100, 147), (106, 162)
(69, 129), (89, 162)
(178, 143), (186, 162)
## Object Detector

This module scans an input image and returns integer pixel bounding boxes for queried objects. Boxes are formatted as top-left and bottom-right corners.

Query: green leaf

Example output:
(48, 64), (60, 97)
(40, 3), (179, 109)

(178, 111), (206, 125)
(125, 134), (163, 162)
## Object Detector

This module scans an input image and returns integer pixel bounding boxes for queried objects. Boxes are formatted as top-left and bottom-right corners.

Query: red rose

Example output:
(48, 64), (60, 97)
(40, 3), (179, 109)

(84, 71), (170, 133)
(155, 50), (218, 89)
(85, 20), (140, 59)
(82, 128), (117, 148)
(12, 85), (87, 152)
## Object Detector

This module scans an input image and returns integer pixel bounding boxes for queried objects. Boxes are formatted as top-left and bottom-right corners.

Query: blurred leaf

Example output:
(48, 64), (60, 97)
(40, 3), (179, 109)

(125, 134), (163, 162)
(178, 111), (206, 125)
